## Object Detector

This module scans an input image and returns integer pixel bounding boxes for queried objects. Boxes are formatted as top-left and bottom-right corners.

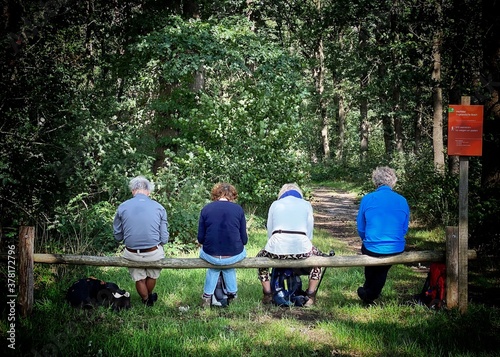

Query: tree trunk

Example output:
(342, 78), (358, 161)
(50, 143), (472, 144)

(314, 1), (329, 160)
(336, 94), (346, 161)
(432, 29), (445, 174)
(359, 26), (369, 162)
(480, 0), (500, 189)
(393, 85), (403, 153)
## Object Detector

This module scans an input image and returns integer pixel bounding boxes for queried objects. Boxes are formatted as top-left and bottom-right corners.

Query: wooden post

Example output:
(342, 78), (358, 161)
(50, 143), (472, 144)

(19, 226), (35, 317)
(446, 226), (459, 308)
(458, 156), (469, 313)
(458, 95), (470, 313)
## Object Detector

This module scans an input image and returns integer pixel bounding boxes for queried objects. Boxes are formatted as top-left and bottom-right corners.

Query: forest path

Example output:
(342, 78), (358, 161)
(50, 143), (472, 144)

(310, 186), (361, 251)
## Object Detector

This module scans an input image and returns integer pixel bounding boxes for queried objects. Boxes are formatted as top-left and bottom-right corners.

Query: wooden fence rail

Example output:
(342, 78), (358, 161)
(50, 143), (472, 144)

(33, 250), (477, 269)
(16, 226), (477, 317)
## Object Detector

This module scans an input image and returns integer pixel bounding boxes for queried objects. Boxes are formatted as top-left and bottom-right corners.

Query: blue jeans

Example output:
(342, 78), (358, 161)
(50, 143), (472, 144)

(199, 249), (247, 295)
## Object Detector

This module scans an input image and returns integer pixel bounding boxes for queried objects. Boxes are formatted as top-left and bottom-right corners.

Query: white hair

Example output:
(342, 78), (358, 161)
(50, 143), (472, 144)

(129, 176), (154, 192)
(278, 183), (302, 199)
(372, 166), (397, 188)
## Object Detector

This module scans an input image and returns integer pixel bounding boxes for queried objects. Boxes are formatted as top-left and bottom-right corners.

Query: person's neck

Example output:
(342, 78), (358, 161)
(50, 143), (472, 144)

(133, 189), (150, 196)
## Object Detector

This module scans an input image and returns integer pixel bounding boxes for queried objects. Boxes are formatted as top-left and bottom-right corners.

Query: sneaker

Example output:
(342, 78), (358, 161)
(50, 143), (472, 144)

(357, 287), (375, 305)
(143, 292), (158, 307)
(200, 296), (211, 309)
(303, 296), (315, 307)
(227, 293), (237, 304)
(303, 291), (316, 307)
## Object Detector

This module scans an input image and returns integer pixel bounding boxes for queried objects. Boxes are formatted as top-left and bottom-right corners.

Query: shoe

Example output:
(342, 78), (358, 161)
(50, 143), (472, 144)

(227, 293), (237, 304)
(303, 291), (316, 307)
(262, 291), (273, 305)
(357, 287), (375, 305)
(303, 296), (315, 307)
(143, 292), (158, 307)
(200, 296), (211, 309)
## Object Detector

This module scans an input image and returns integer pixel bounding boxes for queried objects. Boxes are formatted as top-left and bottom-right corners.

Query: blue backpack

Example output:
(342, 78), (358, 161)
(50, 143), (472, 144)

(270, 268), (309, 307)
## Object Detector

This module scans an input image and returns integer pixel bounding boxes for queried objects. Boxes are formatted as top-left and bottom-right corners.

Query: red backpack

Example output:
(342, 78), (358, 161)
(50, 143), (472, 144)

(418, 262), (446, 309)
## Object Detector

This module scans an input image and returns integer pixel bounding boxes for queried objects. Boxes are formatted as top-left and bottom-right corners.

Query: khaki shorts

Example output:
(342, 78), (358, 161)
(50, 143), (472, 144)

(122, 245), (165, 281)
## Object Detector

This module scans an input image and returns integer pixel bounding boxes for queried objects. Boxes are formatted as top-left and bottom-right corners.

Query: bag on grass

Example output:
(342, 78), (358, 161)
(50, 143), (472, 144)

(270, 268), (309, 307)
(66, 277), (131, 311)
(211, 272), (229, 307)
(416, 262), (446, 309)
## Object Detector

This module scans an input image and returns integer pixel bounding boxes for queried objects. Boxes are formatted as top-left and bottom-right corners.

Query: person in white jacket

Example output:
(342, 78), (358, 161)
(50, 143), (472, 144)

(256, 183), (324, 307)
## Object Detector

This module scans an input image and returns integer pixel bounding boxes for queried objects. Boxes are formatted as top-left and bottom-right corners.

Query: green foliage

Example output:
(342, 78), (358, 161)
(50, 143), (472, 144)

(398, 155), (459, 227)
(154, 166), (209, 249)
(50, 195), (117, 254)
(128, 15), (313, 210)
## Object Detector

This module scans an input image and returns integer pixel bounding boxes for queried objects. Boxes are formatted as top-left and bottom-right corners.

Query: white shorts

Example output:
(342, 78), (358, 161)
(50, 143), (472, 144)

(122, 245), (165, 281)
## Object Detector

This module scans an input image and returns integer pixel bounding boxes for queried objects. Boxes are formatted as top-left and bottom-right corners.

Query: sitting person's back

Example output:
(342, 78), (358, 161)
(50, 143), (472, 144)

(256, 183), (325, 307)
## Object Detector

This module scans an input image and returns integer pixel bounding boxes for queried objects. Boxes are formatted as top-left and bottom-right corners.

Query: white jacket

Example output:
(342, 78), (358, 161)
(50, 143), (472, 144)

(264, 196), (314, 255)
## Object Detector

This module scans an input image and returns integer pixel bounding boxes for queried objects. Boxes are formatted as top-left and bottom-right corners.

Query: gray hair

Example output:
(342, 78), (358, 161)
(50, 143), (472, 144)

(372, 166), (397, 188)
(129, 176), (154, 192)
(278, 183), (303, 199)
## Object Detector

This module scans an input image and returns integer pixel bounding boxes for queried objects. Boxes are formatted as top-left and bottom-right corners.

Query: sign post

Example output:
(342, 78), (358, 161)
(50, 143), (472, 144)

(447, 100), (483, 313)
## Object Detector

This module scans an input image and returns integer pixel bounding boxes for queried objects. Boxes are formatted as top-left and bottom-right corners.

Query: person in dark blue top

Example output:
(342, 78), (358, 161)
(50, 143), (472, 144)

(197, 183), (248, 308)
(356, 166), (410, 305)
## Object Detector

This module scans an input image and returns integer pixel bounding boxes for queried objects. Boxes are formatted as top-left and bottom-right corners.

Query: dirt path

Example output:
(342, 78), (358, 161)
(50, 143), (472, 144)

(311, 187), (361, 251)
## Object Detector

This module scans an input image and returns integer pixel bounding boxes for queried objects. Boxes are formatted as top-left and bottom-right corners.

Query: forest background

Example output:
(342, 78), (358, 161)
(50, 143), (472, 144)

(1, 0), (500, 259)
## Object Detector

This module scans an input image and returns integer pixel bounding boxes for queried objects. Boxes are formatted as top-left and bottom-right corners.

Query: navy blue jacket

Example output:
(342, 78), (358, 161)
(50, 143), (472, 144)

(197, 200), (248, 256)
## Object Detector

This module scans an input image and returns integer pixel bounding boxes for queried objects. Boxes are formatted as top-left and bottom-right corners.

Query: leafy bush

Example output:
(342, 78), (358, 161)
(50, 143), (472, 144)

(397, 156), (459, 227)
(154, 166), (209, 249)
(50, 195), (117, 254)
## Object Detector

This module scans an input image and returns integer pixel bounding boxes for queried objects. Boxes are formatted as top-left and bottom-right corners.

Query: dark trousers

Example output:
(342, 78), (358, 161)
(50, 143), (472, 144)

(361, 245), (401, 301)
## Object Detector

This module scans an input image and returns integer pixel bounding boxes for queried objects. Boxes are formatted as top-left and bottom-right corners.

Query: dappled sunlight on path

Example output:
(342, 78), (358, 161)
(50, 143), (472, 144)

(311, 187), (361, 251)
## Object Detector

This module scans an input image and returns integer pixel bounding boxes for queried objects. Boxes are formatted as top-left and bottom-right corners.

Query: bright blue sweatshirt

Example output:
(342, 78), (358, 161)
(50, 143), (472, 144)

(356, 185), (409, 254)
(197, 200), (248, 256)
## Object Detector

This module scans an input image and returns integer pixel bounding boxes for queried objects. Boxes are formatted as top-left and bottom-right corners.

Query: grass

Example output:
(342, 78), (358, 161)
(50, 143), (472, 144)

(2, 228), (499, 357)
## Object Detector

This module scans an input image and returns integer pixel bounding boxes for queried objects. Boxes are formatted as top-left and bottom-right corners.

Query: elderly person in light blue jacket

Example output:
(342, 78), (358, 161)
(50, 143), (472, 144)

(256, 183), (324, 307)
(113, 176), (169, 307)
(356, 166), (410, 305)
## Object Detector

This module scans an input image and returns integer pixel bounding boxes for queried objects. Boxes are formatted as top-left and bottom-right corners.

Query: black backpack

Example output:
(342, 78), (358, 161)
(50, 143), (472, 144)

(66, 277), (131, 311)
(270, 268), (309, 307)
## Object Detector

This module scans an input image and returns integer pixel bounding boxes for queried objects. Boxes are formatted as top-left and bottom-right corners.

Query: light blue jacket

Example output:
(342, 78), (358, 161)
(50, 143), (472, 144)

(113, 193), (169, 250)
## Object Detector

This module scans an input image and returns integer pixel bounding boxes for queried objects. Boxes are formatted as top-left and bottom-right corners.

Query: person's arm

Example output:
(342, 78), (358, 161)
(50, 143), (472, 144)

(159, 208), (169, 245)
(266, 202), (275, 239)
(239, 209), (248, 245)
(197, 211), (206, 244)
(356, 199), (366, 240)
(402, 199), (410, 235)
(113, 210), (124, 243)
(307, 202), (314, 240)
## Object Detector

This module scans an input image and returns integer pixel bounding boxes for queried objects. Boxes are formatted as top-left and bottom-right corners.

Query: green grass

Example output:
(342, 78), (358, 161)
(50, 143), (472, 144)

(2, 228), (499, 357)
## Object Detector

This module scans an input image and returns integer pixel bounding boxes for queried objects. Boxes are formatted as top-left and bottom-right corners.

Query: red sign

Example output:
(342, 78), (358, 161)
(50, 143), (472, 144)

(447, 105), (484, 156)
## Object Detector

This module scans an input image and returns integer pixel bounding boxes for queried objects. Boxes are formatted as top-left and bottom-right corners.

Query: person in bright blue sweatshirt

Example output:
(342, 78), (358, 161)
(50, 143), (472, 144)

(356, 166), (410, 305)
(197, 182), (248, 308)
